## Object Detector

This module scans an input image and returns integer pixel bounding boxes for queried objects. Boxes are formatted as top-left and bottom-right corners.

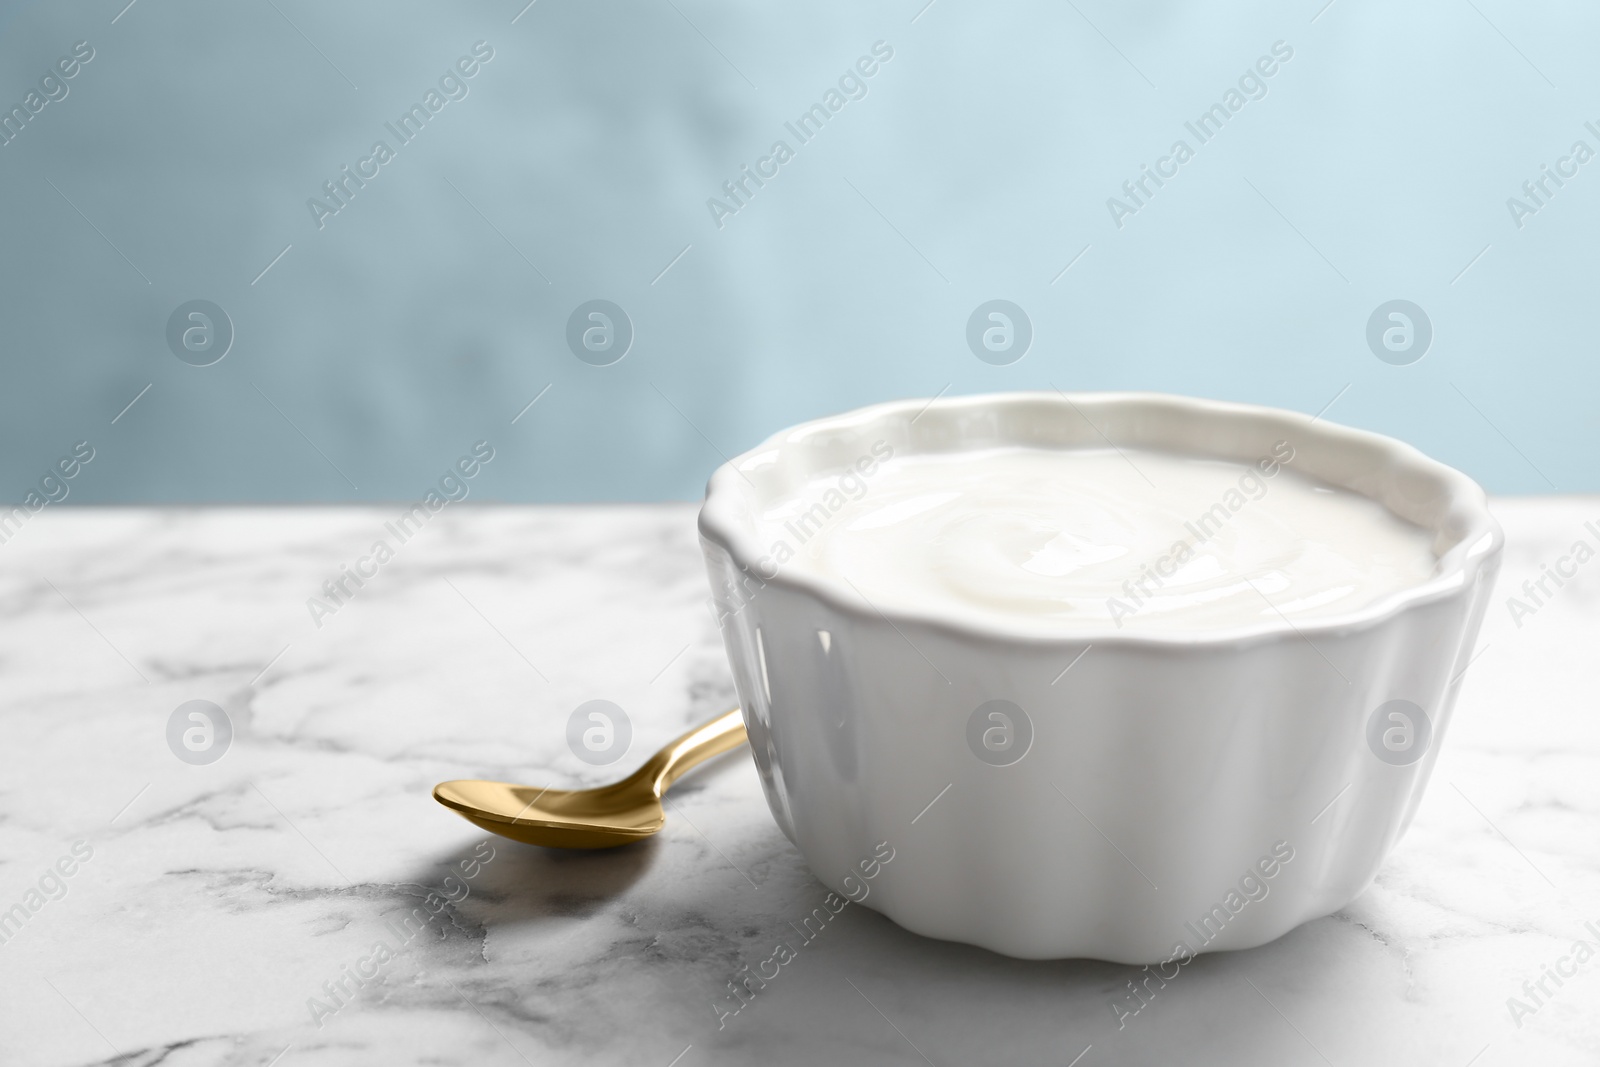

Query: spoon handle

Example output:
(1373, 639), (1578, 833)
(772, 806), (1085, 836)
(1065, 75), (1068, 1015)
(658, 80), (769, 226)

(641, 708), (748, 797)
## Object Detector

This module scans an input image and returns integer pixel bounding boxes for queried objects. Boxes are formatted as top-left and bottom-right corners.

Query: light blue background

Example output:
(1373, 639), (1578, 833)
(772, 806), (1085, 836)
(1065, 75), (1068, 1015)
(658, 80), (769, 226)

(0, 0), (1591, 502)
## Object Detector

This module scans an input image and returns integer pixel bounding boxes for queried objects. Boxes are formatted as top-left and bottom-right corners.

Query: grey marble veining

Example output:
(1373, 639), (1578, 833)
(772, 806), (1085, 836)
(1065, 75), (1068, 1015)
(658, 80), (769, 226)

(0, 500), (1596, 1066)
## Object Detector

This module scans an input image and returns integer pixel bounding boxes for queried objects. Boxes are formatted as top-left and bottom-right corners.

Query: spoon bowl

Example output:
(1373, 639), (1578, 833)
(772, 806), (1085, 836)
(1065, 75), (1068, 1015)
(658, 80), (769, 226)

(432, 779), (667, 849)
(433, 708), (747, 849)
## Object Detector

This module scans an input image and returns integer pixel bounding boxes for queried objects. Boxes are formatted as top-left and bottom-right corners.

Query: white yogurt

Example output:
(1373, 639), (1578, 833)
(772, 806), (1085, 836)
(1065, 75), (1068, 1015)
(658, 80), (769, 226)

(754, 443), (1438, 632)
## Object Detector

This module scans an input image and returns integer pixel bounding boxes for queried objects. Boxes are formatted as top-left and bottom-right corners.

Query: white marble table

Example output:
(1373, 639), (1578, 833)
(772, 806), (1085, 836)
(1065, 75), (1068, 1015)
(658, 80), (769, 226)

(1, 501), (1596, 1066)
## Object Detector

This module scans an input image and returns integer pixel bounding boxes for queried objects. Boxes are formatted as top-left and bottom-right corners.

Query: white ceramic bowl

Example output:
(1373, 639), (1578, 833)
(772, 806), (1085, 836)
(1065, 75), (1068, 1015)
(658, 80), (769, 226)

(698, 392), (1501, 963)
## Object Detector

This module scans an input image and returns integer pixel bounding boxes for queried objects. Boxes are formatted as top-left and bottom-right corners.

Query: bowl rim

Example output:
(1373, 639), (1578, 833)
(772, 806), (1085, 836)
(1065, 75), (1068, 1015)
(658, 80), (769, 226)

(697, 391), (1504, 648)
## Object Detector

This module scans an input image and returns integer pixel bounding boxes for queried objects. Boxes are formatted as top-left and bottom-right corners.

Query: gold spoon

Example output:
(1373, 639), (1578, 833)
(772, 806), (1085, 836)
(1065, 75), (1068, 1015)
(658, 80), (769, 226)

(432, 708), (748, 849)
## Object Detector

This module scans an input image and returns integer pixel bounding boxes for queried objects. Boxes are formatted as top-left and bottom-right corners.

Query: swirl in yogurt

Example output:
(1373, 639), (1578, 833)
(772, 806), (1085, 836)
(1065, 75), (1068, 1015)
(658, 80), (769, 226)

(756, 444), (1438, 633)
